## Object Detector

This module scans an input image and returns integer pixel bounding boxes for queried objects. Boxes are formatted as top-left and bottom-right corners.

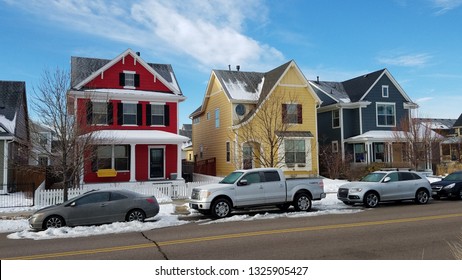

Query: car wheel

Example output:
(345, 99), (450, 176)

(364, 192), (379, 208)
(211, 198), (232, 219)
(126, 209), (146, 222)
(43, 215), (65, 229)
(293, 193), (312, 212)
(415, 189), (430, 204)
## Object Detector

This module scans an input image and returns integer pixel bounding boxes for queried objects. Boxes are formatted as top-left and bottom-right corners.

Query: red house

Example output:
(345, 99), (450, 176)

(68, 49), (188, 185)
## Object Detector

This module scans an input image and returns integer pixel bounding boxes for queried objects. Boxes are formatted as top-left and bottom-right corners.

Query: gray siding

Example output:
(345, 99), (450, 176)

(361, 75), (409, 132)
(342, 108), (360, 138)
(317, 111), (341, 145)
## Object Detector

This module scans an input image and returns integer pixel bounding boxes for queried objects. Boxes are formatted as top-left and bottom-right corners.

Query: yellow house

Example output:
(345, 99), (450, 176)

(190, 61), (322, 177)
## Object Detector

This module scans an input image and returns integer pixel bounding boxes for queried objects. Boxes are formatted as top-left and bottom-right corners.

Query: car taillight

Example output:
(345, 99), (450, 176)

(146, 198), (156, 204)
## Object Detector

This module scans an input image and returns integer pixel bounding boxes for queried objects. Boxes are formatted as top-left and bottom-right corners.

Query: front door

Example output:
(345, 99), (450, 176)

(150, 148), (164, 179)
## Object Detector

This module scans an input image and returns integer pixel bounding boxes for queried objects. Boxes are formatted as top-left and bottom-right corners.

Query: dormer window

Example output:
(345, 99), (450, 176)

(119, 71), (140, 88)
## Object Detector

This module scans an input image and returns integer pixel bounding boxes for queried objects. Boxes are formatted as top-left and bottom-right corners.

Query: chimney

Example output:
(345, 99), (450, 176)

(317, 76), (319, 83)
(236, 65), (240, 71)
(228, 65), (231, 71)
(136, 51), (141, 56)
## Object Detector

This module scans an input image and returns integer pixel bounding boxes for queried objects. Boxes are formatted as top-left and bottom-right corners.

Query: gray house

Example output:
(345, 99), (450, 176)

(0, 81), (31, 193)
(310, 69), (418, 167)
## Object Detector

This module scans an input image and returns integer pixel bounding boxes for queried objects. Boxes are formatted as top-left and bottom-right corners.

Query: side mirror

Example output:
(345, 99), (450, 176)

(238, 179), (248, 186)
(383, 177), (391, 183)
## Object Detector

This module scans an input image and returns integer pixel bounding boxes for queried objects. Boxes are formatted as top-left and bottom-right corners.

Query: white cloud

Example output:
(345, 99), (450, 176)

(432, 0), (462, 14)
(377, 53), (432, 67)
(3, 0), (284, 70)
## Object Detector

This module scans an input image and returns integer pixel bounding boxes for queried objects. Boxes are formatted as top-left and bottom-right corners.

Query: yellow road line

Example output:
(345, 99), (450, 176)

(4, 212), (462, 260)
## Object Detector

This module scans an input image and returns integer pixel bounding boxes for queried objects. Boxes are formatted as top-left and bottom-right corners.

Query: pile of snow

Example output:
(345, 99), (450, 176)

(0, 177), (441, 240)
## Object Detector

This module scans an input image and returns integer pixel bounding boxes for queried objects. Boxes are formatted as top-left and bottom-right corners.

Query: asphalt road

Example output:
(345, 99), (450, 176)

(1, 199), (462, 260)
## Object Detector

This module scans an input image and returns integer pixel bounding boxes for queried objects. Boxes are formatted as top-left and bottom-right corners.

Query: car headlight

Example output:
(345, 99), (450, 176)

(443, 183), (455, 190)
(199, 190), (212, 199)
(349, 188), (363, 193)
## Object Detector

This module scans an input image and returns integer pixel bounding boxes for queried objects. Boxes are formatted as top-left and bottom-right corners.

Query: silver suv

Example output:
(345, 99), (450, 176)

(337, 170), (431, 208)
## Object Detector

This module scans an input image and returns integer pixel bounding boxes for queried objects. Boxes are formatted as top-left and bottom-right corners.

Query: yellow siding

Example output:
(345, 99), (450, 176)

(192, 76), (234, 176)
(193, 63), (320, 178)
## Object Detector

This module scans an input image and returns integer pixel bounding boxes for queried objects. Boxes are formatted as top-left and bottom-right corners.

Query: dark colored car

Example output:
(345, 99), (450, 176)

(431, 171), (462, 200)
(29, 189), (160, 230)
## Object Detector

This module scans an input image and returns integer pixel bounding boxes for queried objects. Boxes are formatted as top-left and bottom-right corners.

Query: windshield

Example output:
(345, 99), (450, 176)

(444, 172), (462, 181)
(360, 172), (387, 182)
(220, 171), (244, 184)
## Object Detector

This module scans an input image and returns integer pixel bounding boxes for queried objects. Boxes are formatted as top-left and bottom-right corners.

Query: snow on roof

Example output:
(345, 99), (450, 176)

(221, 77), (260, 101)
(85, 130), (189, 144)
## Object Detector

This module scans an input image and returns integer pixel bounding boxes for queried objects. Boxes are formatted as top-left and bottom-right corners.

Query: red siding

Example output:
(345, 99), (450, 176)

(83, 54), (172, 92)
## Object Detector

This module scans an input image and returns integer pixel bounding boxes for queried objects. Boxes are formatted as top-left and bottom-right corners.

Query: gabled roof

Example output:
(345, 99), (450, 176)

(71, 49), (182, 95)
(190, 60), (320, 120)
(313, 68), (415, 107)
(453, 113), (462, 127)
(414, 118), (457, 130)
(0, 81), (26, 136)
(342, 69), (385, 102)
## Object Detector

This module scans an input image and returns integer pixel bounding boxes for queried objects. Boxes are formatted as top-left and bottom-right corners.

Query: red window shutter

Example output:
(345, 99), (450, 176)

(282, 104), (287, 123)
(297, 104), (302, 124)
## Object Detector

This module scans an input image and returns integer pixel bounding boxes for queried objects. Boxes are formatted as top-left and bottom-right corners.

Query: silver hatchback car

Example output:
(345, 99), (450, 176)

(337, 170), (432, 208)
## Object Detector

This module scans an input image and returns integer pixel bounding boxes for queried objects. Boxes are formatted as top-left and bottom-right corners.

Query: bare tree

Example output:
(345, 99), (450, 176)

(318, 141), (352, 179)
(230, 91), (306, 169)
(392, 117), (442, 171)
(31, 67), (96, 200)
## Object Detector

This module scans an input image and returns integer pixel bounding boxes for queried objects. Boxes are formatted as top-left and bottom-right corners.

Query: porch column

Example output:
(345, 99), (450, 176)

(130, 144), (136, 182)
(177, 144), (183, 180)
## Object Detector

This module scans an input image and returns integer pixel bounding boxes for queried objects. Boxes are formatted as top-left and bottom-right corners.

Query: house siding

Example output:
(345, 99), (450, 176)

(361, 75), (409, 132)
(192, 76), (233, 176)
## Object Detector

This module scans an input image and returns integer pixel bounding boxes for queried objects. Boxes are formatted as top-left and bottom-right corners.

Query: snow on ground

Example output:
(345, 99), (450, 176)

(0, 177), (441, 240)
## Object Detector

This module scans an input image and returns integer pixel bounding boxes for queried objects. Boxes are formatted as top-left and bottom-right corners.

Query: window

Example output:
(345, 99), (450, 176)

(377, 103), (395, 126)
(206, 112), (210, 120)
(193, 117), (200, 124)
(38, 156), (49, 166)
(39, 133), (48, 146)
(123, 103), (137, 125)
(226, 142), (230, 162)
(285, 139), (306, 164)
(283, 104), (302, 124)
(119, 72), (139, 88)
(332, 110), (340, 128)
(264, 171), (281, 182)
(76, 192), (110, 206)
(332, 141), (339, 153)
(151, 104), (165, 125)
(241, 172), (261, 184)
(95, 145), (130, 171)
(215, 108), (220, 128)
(374, 143), (384, 162)
(92, 102), (108, 125)
(382, 85), (389, 98)
(199, 144), (203, 159)
(354, 143), (365, 162)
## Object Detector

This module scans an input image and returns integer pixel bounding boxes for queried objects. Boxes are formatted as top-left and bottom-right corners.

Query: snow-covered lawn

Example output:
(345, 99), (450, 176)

(0, 177), (441, 240)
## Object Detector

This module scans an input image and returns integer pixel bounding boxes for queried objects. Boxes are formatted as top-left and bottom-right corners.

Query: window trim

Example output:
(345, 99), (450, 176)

(332, 110), (340, 128)
(94, 145), (130, 172)
(284, 138), (307, 165)
(382, 85), (389, 98)
(332, 140), (339, 153)
(150, 104), (166, 126)
(92, 101), (108, 125)
(376, 102), (396, 127)
(123, 70), (136, 89)
(122, 103), (137, 125)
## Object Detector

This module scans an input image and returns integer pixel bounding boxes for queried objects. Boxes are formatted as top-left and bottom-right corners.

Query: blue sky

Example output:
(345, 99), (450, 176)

(1, 0), (461, 126)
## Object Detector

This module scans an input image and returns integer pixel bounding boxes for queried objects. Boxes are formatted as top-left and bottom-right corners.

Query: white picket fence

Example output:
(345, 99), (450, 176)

(34, 179), (221, 207)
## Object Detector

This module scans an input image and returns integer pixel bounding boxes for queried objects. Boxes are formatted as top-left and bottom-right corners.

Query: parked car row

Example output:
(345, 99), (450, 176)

(29, 169), (461, 230)
(337, 170), (462, 208)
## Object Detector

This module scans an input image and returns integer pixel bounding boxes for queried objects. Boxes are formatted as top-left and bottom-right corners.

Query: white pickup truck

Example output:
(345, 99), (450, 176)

(189, 168), (326, 218)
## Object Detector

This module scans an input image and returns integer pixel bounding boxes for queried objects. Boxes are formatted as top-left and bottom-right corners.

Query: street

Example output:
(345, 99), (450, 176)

(1, 199), (462, 260)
